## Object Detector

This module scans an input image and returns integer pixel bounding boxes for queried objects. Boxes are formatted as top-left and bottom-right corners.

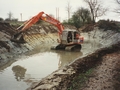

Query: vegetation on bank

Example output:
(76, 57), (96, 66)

(67, 68), (94, 90)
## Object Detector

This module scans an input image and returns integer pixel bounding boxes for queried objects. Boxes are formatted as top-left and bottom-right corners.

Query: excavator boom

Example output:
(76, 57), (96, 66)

(11, 11), (64, 43)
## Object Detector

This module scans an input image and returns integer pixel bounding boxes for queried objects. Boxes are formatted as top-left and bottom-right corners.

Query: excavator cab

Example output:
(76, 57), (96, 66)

(51, 29), (83, 51)
(61, 29), (81, 44)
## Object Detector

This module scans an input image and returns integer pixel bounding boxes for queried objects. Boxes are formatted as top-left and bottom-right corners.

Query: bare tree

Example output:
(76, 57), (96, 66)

(116, 0), (120, 4)
(84, 0), (107, 23)
(114, 0), (120, 14)
(66, 1), (72, 21)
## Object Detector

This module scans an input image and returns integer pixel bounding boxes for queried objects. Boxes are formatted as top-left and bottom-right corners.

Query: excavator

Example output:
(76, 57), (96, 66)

(11, 11), (84, 51)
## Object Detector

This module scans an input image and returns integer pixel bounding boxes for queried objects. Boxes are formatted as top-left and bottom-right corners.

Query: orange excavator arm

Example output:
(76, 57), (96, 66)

(11, 11), (64, 43)
(18, 11), (64, 34)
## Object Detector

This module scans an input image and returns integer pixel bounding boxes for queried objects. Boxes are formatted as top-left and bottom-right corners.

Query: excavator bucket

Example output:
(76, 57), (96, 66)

(10, 32), (26, 44)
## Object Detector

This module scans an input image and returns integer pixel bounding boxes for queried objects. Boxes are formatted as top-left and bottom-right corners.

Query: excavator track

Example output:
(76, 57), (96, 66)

(51, 44), (81, 51)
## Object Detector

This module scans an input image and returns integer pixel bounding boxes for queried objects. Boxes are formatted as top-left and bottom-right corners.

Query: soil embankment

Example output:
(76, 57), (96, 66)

(82, 51), (120, 90)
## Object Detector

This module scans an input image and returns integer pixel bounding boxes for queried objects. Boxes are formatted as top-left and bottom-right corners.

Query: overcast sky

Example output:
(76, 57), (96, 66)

(0, 0), (119, 21)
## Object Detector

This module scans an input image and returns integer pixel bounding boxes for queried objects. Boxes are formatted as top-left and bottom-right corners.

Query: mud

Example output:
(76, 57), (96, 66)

(82, 51), (120, 90)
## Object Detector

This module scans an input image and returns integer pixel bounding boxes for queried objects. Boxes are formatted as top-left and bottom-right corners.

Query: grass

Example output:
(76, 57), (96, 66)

(67, 68), (94, 90)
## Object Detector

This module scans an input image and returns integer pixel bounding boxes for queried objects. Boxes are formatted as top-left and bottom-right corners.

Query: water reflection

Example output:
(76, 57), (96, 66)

(53, 51), (83, 68)
(12, 65), (26, 81)
(25, 44), (83, 69)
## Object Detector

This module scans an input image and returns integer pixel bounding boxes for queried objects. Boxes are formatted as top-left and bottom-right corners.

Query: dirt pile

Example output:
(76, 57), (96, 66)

(97, 20), (120, 31)
(0, 22), (16, 36)
(82, 52), (120, 90)
(79, 24), (95, 32)
(80, 20), (120, 32)
(0, 41), (10, 52)
(0, 22), (15, 53)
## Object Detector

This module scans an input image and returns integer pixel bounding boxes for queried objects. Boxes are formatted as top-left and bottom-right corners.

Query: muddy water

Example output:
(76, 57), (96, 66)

(0, 33), (103, 90)
(0, 45), (83, 90)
